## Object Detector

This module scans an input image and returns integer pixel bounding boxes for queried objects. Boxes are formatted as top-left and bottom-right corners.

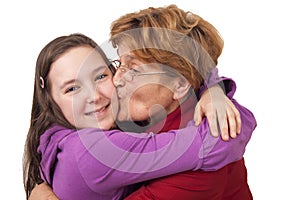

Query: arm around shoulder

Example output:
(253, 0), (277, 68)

(199, 98), (256, 171)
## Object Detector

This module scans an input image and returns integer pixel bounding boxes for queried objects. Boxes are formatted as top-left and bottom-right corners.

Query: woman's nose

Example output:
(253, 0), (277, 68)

(113, 68), (126, 87)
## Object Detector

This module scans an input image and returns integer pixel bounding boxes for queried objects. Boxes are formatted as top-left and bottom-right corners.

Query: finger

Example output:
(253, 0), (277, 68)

(207, 111), (219, 137)
(227, 108), (237, 138)
(195, 115), (203, 126)
(217, 109), (229, 141)
(193, 102), (203, 126)
(234, 108), (242, 134)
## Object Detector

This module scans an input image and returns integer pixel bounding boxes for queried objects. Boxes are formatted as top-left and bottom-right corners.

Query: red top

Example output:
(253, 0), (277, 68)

(125, 95), (253, 200)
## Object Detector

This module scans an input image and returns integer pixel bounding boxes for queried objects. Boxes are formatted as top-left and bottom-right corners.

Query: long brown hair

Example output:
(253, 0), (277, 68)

(22, 33), (111, 199)
(110, 4), (224, 89)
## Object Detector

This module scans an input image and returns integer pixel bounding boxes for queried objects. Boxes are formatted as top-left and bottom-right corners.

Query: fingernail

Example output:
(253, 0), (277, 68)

(194, 116), (198, 124)
(231, 132), (236, 138)
(223, 134), (229, 141)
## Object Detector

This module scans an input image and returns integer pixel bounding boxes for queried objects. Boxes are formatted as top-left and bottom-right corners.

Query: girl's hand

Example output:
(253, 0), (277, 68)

(194, 85), (241, 141)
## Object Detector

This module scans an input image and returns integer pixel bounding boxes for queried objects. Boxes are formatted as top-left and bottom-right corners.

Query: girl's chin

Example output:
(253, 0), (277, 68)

(95, 120), (115, 130)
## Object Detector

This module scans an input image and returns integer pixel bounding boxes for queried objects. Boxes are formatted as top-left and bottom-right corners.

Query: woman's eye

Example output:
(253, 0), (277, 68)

(129, 68), (140, 73)
(129, 63), (142, 73)
(128, 64), (139, 72)
(65, 86), (79, 94)
(95, 74), (108, 81)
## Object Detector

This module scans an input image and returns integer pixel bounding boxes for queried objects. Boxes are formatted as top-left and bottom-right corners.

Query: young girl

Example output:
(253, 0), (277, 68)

(23, 33), (255, 200)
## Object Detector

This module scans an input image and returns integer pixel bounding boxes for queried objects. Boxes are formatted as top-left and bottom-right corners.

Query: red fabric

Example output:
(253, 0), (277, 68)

(125, 96), (252, 200)
(146, 95), (196, 134)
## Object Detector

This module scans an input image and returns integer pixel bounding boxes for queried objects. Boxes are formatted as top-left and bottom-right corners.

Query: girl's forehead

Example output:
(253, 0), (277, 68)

(49, 47), (111, 84)
(54, 47), (106, 69)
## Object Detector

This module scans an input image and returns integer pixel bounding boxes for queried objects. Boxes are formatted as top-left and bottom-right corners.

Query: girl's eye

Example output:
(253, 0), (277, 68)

(65, 86), (79, 94)
(95, 74), (108, 81)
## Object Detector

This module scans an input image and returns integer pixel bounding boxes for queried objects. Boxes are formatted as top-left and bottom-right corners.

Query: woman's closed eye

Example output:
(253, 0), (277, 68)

(127, 63), (141, 73)
(129, 68), (140, 74)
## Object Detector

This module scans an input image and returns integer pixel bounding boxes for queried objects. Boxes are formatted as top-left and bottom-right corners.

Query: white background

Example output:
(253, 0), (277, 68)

(1, 0), (299, 199)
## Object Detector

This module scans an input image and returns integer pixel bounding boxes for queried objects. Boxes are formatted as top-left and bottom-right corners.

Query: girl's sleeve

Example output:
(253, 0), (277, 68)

(198, 67), (236, 98)
(73, 103), (256, 192)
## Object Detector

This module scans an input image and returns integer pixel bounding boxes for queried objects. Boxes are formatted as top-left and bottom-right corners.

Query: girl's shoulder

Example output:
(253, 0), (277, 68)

(40, 125), (77, 146)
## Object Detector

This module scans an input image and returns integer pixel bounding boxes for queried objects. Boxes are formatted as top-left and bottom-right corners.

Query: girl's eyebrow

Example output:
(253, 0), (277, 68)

(91, 65), (108, 74)
(60, 79), (77, 90)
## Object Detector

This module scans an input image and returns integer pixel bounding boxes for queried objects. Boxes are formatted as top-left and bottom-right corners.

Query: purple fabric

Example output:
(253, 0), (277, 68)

(38, 75), (256, 200)
(199, 67), (236, 97)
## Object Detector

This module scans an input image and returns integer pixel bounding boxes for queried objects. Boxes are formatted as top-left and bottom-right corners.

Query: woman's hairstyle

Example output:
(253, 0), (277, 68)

(22, 33), (112, 199)
(110, 4), (224, 89)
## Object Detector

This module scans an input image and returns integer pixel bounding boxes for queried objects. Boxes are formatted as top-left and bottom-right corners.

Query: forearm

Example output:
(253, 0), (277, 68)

(76, 105), (255, 190)
(194, 67), (255, 169)
(200, 99), (256, 171)
(40, 125), (210, 196)
(76, 125), (205, 191)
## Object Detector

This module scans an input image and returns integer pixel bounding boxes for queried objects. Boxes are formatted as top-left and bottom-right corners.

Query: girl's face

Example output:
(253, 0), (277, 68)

(49, 46), (115, 129)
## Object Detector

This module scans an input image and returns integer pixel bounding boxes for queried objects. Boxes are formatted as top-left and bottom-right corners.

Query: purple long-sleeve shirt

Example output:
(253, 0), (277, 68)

(38, 76), (256, 200)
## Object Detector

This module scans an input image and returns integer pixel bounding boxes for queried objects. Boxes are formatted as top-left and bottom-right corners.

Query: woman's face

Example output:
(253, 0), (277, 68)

(113, 45), (179, 123)
(48, 46), (115, 129)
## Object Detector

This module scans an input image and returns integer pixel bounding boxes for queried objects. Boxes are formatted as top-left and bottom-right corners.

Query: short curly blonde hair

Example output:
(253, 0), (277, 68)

(110, 4), (224, 89)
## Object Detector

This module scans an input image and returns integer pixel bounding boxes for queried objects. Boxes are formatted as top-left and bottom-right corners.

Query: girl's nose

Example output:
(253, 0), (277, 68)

(85, 85), (100, 104)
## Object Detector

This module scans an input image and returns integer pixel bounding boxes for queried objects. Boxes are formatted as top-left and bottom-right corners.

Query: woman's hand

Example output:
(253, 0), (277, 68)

(194, 85), (241, 141)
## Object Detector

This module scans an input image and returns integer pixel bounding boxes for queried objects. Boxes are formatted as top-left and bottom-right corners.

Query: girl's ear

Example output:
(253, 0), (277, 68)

(172, 77), (192, 100)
